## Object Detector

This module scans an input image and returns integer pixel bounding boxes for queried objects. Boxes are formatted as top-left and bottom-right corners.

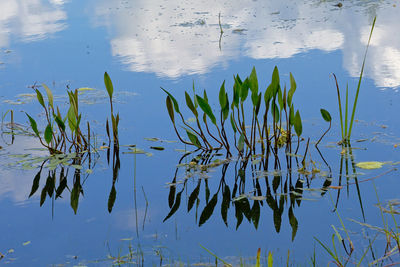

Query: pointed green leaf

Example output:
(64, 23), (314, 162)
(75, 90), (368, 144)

(271, 101), (279, 123)
(70, 182), (80, 214)
(294, 110), (302, 136)
(219, 80), (227, 109)
(186, 130), (202, 148)
(35, 89), (46, 109)
(196, 95), (216, 125)
(185, 92), (198, 117)
(240, 78), (250, 102)
(249, 66), (258, 95)
(320, 109), (332, 122)
(230, 113), (237, 133)
(44, 124), (53, 144)
(104, 72), (114, 100)
(161, 87), (180, 113)
(166, 96), (175, 123)
(26, 113), (40, 137)
(255, 93), (262, 115)
(271, 66), (280, 96)
(42, 83), (54, 109)
(277, 87), (283, 110)
(288, 72), (296, 106)
(55, 115), (66, 132)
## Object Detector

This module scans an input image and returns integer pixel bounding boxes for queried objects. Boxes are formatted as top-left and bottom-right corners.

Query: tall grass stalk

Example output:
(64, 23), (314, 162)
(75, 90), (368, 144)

(335, 16), (376, 144)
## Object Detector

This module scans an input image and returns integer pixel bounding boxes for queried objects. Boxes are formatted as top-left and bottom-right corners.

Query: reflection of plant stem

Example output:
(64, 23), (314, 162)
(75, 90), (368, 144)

(218, 12), (223, 51)
(142, 186), (148, 231)
(315, 120), (331, 147)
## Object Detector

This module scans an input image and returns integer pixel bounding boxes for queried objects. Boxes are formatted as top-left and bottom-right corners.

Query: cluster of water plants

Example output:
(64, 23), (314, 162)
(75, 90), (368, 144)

(162, 66), (327, 162)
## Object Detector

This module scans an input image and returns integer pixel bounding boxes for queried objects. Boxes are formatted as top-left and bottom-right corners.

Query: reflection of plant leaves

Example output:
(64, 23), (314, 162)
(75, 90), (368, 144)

(251, 201), (261, 229)
(199, 193), (218, 226)
(295, 178), (303, 207)
(221, 185), (231, 226)
(235, 202), (244, 230)
(163, 191), (183, 222)
(40, 185), (47, 207)
(168, 179), (176, 208)
(71, 182), (80, 214)
(108, 185), (116, 213)
(45, 174), (55, 198)
(272, 175), (280, 192)
(29, 170), (41, 197)
(56, 177), (67, 198)
(273, 208), (282, 233)
(238, 198), (251, 221)
(188, 181), (201, 212)
(205, 181), (210, 203)
(288, 207), (298, 241)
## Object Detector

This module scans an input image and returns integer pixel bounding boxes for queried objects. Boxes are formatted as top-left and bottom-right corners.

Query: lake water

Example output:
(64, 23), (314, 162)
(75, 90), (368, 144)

(1, 0), (400, 266)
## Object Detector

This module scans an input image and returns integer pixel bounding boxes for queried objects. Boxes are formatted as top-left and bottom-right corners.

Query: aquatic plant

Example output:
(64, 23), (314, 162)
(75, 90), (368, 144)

(104, 72), (120, 148)
(333, 16), (376, 145)
(25, 84), (90, 155)
(162, 66), (304, 160)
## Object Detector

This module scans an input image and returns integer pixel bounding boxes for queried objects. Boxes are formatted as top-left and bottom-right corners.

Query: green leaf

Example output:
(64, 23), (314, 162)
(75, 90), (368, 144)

(67, 105), (77, 132)
(161, 87), (180, 113)
(267, 252), (273, 267)
(218, 80), (227, 109)
(255, 93), (262, 115)
(240, 78), (250, 102)
(277, 87), (283, 110)
(271, 101), (279, 123)
(199, 193), (218, 226)
(186, 130), (202, 148)
(42, 83), (54, 109)
(26, 113), (40, 137)
(54, 115), (66, 132)
(185, 92), (198, 117)
(289, 104), (294, 126)
(249, 66), (258, 95)
(166, 96), (175, 123)
(320, 109), (332, 122)
(271, 66), (280, 96)
(104, 72), (114, 100)
(222, 93), (229, 121)
(230, 113), (237, 133)
(196, 95), (216, 125)
(44, 124), (53, 144)
(251, 200), (260, 229)
(294, 110), (302, 136)
(232, 75), (241, 108)
(35, 89), (46, 109)
(288, 72), (296, 106)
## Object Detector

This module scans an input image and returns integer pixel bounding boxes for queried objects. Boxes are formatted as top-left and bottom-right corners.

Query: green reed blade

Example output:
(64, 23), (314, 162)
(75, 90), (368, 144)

(347, 16), (376, 140)
(344, 84), (348, 138)
(104, 72), (114, 100)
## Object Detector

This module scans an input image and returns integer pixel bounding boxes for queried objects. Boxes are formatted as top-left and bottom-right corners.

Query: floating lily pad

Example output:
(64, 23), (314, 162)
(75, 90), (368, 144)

(356, 161), (384, 170)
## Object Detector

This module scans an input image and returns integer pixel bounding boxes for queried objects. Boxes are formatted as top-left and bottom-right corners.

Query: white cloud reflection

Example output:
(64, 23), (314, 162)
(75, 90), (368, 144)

(0, 0), (67, 47)
(93, 0), (400, 88)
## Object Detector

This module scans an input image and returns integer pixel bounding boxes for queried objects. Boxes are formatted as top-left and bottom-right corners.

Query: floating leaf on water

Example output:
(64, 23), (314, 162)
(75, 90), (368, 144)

(150, 146), (165, 151)
(233, 194), (248, 202)
(250, 196), (266, 201)
(356, 161), (384, 170)
(8, 249), (14, 253)
(77, 87), (95, 92)
(144, 137), (159, 142)
(71, 164), (83, 170)
(22, 241), (31, 246)
(85, 169), (93, 174)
